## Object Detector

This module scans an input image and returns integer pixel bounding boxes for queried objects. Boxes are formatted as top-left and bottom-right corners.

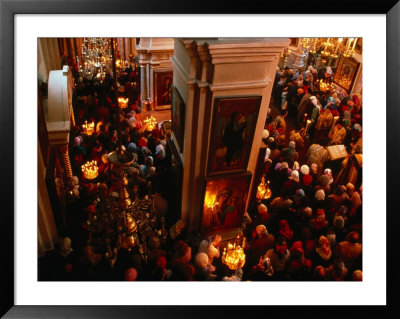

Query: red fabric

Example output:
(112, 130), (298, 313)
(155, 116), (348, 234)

(138, 136), (148, 147)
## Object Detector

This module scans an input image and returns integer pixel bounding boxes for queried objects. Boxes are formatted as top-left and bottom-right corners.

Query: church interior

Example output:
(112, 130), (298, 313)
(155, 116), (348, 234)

(37, 37), (363, 282)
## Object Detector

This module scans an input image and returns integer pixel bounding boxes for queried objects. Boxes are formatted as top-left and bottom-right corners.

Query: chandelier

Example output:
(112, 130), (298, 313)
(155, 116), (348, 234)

(222, 235), (246, 270)
(87, 150), (168, 266)
(301, 38), (358, 59)
(78, 39), (167, 267)
(81, 160), (99, 180)
(78, 38), (113, 82)
(118, 97), (129, 109)
(144, 115), (157, 131)
(82, 120), (95, 135)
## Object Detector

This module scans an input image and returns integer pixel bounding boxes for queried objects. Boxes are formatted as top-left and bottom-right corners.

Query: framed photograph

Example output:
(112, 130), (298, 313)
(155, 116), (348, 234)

(207, 96), (262, 175)
(3, 5), (399, 319)
(201, 171), (252, 234)
(333, 55), (361, 92)
(154, 69), (173, 110)
(171, 85), (185, 152)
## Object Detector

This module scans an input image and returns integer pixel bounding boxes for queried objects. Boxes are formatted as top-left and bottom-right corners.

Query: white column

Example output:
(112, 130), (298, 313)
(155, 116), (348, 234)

(149, 66), (154, 100)
(140, 65), (146, 100)
(38, 38), (62, 83)
(146, 63), (150, 100)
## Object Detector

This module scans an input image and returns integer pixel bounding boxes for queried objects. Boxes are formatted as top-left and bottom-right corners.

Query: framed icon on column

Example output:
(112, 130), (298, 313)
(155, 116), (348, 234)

(201, 171), (252, 234)
(154, 69), (173, 110)
(171, 85), (185, 153)
(207, 95), (262, 175)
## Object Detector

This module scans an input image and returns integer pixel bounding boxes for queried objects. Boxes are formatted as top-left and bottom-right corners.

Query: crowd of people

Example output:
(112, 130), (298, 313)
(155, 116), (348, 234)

(39, 59), (362, 282)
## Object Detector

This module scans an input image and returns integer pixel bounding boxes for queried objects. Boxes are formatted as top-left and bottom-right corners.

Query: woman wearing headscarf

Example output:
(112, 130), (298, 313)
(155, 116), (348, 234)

(310, 235), (333, 268)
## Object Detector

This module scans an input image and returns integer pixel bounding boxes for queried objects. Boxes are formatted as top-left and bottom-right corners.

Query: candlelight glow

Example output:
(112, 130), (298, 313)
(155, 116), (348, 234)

(81, 160), (99, 180)
(144, 116), (157, 131)
(256, 177), (272, 201)
(118, 97), (129, 109)
(222, 236), (246, 270)
(82, 120), (95, 136)
(319, 79), (335, 93)
(204, 191), (218, 210)
(115, 59), (124, 69)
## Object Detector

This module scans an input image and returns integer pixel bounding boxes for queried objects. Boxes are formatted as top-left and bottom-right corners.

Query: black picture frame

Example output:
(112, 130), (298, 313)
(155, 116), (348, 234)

(2, 0), (400, 318)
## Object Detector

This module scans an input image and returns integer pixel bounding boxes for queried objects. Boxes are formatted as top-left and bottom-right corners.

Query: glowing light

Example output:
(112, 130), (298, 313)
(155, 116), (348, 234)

(82, 120), (95, 136)
(204, 191), (218, 210)
(256, 177), (272, 201)
(118, 97), (129, 109)
(81, 160), (99, 180)
(222, 236), (246, 270)
(144, 116), (157, 131)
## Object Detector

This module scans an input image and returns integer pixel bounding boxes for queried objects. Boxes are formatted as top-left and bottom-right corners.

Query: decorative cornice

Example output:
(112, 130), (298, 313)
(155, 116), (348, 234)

(209, 78), (272, 91)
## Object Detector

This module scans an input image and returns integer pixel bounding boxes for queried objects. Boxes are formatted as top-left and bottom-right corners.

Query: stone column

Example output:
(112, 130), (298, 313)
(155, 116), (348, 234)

(149, 65), (154, 100)
(140, 64), (146, 100)
(173, 38), (290, 237)
(146, 64), (150, 100)
(179, 40), (201, 228)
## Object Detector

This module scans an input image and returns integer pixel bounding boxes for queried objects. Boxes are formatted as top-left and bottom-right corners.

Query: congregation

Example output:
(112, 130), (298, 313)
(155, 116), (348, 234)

(38, 57), (362, 282)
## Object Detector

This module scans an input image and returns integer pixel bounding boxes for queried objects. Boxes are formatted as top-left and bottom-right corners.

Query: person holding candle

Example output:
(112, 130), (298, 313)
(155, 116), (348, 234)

(308, 96), (322, 140)
(314, 101), (334, 145)
(297, 87), (314, 123)
(329, 120), (347, 145)
(264, 237), (291, 280)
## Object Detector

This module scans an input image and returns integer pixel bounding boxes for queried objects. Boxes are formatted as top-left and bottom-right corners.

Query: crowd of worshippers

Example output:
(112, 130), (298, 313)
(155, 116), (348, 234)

(38, 62), (362, 282)
(272, 65), (362, 147)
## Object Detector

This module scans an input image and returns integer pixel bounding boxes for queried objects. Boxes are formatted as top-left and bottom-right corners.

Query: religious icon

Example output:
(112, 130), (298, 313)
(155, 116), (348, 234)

(201, 172), (252, 233)
(154, 69), (173, 110)
(207, 96), (262, 174)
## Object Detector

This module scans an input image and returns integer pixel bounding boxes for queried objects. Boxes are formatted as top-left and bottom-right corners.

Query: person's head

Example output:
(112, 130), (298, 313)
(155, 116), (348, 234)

(61, 237), (72, 252)
(275, 238), (287, 255)
(173, 240), (192, 263)
(175, 219), (186, 232)
(314, 265), (326, 280)
(279, 219), (290, 231)
(300, 165), (310, 175)
(346, 231), (360, 244)
(194, 252), (209, 270)
(311, 163), (318, 174)
(310, 96), (318, 106)
(318, 236), (330, 248)
(294, 188), (305, 201)
(336, 185), (346, 195)
(257, 203), (268, 215)
(315, 209), (325, 221)
(352, 270), (363, 281)
(256, 224), (267, 237)
(211, 235), (222, 247)
(315, 189), (326, 201)
(333, 215), (345, 229)
(289, 170), (300, 183)
(346, 183), (355, 195)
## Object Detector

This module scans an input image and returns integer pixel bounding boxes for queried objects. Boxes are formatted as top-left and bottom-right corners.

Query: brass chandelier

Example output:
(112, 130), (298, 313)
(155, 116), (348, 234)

(301, 37), (359, 59)
(78, 38), (113, 82)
